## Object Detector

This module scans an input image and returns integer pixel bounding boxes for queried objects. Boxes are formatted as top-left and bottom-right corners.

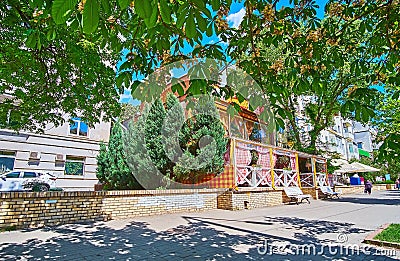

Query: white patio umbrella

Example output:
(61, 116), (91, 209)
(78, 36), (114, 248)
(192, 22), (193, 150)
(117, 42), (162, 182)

(349, 162), (380, 173)
(331, 159), (359, 173)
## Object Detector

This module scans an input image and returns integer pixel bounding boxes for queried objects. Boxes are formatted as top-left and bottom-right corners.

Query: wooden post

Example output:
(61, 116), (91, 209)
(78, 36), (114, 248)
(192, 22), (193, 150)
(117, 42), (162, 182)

(325, 161), (328, 186)
(312, 157), (318, 188)
(232, 138), (237, 187)
(295, 153), (302, 188)
(269, 147), (275, 189)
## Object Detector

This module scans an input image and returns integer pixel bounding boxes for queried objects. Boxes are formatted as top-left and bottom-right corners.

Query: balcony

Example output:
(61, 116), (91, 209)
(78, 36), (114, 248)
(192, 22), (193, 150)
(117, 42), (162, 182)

(343, 132), (354, 140)
(343, 119), (353, 126)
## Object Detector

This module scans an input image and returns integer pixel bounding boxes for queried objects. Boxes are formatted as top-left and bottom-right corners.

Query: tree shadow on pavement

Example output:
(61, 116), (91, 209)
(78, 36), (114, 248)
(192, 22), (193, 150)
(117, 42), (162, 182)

(0, 217), (397, 261)
(261, 216), (371, 244)
(334, 196), (400, 206)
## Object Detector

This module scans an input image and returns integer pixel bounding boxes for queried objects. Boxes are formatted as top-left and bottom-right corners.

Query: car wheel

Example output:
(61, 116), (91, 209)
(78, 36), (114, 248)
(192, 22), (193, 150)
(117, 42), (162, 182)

(39, 184), (49, 192)
(33, 183), (49, 192)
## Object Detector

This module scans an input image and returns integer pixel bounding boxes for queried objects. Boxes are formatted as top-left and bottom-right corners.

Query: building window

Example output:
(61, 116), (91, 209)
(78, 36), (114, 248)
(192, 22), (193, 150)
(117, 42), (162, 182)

(349, 144), (354, 153)
(230, 116), (246, 139)
(357, 142), (363, 149)
(69, 118), (88, 137)
(64, 156), (85, 176)
(0, 151), (15, 174)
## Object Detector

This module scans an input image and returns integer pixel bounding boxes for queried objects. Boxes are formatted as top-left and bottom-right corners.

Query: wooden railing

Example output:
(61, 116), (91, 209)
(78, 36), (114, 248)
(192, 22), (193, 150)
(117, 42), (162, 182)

(300, 172), (315, 188)
(231, 137), (327, 189)
(273, 169), (298, 187)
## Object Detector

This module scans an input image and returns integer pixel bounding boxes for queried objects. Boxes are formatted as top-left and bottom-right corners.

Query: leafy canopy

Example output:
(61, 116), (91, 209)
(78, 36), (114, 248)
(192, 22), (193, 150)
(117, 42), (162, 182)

(1, 0), (400, 160)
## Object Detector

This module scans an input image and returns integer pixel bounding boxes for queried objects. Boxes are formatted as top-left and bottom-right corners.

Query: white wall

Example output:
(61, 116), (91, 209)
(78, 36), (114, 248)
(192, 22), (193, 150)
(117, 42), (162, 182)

(0, 120), (111, 191)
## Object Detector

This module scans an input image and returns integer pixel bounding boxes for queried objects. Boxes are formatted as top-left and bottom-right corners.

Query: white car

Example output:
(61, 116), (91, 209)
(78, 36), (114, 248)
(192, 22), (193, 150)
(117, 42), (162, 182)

(0, 171), (58, 192)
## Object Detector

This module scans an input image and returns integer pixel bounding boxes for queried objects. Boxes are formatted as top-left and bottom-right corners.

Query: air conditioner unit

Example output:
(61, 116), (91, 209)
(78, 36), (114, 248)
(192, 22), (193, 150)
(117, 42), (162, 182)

(29, 151), (41, 160)
(55, 154), (66, 162)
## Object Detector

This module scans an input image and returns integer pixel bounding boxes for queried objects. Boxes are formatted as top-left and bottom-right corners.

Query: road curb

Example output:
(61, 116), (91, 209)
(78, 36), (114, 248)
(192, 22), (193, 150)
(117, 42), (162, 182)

(363, 223), (400, 249)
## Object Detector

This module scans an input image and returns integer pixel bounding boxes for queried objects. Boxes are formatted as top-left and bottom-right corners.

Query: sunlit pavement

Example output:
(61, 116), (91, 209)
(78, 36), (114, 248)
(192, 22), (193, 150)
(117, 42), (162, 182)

(0, 190), (399, 260)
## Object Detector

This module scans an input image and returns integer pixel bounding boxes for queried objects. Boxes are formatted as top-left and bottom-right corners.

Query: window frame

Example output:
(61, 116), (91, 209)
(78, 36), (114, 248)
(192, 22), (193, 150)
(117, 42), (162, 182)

(69, 119), (89, 137)
(64, 156), (85, 176)
(348, 144), (354, 153)
(5, 171), (21, 178)
(0, 150), (16, 174)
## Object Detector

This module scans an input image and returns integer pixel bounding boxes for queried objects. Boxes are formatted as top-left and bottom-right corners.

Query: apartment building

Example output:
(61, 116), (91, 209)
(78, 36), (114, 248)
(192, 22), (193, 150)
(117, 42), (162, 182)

(317, 116), (360, 160)
(0, 119), (111, 191)
(353, 121), (378, 158)
(295, 96), (361, 161)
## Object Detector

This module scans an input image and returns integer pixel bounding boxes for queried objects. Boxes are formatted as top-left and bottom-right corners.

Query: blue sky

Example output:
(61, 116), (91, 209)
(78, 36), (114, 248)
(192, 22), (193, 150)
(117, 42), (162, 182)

(120, 0), (329, 103)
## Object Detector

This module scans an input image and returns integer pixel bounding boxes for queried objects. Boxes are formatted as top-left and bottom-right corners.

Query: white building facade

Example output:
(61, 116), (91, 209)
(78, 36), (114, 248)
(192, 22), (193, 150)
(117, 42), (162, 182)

(0, 119), (111, 191)
(353, 121), (377, 158)
(317, 116), (360, 161)
(295, 96), (360, 161)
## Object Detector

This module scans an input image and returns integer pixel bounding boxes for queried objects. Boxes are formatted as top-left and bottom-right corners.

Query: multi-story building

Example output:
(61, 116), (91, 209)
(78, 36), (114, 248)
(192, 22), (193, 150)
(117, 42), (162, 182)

(0, 117), (111, 191)
(317, 116), (360, 161)
(295, 96), (360, 161)
(353, 121), (377, 158)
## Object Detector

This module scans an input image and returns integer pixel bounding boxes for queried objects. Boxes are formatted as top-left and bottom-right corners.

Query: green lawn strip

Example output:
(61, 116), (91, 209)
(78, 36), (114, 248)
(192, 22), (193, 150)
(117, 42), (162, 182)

(374, 224), (400, 243)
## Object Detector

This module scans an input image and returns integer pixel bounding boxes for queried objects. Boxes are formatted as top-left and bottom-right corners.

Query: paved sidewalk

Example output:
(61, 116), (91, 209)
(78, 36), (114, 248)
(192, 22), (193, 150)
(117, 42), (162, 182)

(0, 190), (399, 260)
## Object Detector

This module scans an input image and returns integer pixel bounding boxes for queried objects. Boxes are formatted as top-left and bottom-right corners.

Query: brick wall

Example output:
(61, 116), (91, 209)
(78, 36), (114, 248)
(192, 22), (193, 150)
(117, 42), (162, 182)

(300, 187), (319, 200)
(102, 190), (219, 220)
(0, 185), (379, 229)
(217, 188), (283, 210)
(335, 184), (395, 194)
(0, 189), (223, 229)
(0, 191), (104, 229)
(334, 185), (365, 194)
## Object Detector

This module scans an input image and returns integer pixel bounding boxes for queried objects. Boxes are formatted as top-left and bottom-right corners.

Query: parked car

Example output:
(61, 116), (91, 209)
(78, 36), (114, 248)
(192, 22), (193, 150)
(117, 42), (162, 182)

(0, 171), (58, 192)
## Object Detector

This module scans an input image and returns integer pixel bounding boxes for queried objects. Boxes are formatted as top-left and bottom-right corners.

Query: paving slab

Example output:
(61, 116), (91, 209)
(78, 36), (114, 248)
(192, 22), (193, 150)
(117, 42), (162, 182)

(0, 190), (399, 260)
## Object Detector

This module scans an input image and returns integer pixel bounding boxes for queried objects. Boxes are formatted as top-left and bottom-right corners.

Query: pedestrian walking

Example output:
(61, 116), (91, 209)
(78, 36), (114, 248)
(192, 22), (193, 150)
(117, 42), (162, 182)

(396, 178), (400, 190)
(365, 180), (372, 195)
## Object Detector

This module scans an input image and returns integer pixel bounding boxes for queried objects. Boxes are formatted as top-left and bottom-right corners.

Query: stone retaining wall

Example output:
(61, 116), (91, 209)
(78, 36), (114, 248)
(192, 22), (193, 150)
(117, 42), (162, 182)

(1, 185), (389, 229)
(0, 189), (223, 229)
(217, 188), (283, 210)
(373, 184), (396, 190)
(335, 184), (395, 194)
(334, 185), (365, 194)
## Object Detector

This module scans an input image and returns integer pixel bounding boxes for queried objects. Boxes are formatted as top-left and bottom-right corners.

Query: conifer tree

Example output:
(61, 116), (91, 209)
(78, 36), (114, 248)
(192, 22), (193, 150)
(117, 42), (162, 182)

(124, 106), (163, 189)
(144, 98), (168, 175)
(174, 96), (227, 183)
(162, 94), (190, 177)
(96, 123), (141, 190)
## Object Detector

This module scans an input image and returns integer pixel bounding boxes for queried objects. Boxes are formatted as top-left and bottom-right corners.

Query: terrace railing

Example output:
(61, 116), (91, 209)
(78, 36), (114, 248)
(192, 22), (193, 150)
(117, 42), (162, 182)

(300, 172), (315, 188)
(274, 169), (298, 187)
(316, 172), (327, 187)
(232, 138), (325, 189)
